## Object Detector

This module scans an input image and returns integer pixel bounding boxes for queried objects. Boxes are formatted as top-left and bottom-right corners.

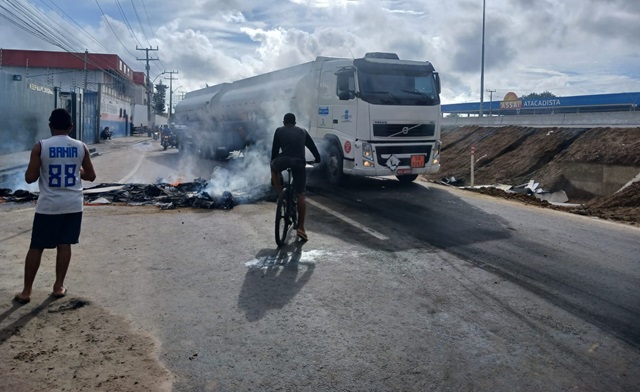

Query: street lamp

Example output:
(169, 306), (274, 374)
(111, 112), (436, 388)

(479, 0), (486, 117)
(151, 72), (165, 85)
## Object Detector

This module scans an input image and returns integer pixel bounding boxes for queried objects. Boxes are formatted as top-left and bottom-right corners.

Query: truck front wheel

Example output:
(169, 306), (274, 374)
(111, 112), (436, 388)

(326, 144), (344, 185)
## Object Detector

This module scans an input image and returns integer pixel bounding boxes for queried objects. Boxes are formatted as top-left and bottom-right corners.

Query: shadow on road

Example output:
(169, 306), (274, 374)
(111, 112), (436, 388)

(0, 295), (58, 345)
(306, 175), (514, 252)
(237, 242), (315, 322)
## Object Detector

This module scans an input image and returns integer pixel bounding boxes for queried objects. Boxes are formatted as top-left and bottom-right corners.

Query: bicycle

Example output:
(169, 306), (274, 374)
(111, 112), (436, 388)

(275, 168), (298, 247)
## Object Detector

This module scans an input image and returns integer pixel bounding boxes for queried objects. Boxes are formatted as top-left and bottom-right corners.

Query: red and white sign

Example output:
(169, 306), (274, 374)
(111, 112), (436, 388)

(344, 141), (352, 154)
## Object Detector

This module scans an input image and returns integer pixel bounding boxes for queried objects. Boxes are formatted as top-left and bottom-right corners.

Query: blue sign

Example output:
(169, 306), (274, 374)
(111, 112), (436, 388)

(318, 107), (329, 116)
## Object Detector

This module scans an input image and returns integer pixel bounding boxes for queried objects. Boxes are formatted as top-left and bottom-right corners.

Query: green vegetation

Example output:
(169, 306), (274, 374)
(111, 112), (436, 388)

(153, 82), (167, 114)
(522, 91), (557, 99)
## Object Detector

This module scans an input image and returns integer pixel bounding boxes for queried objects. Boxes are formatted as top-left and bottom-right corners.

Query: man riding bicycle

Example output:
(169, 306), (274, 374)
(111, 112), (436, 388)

(270, 113), (321, 242)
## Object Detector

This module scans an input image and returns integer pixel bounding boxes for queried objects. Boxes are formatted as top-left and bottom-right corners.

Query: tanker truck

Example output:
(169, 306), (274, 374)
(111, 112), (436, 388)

(173, 52), (442, 184)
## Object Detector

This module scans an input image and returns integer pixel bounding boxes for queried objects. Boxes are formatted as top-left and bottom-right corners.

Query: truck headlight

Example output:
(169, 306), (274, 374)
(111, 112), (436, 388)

(362, 142), (374, 162)
(432, 140), (441, 165)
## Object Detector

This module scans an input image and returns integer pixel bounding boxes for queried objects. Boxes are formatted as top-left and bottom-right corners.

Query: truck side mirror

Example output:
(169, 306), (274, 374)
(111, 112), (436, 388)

(434, 72), (441, 95)
(338, 90), (351, 100)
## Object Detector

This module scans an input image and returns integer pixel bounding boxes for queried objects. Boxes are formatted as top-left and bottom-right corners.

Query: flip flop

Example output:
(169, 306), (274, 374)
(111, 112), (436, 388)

(296, 230), (308, 242)
(51, 287), (67, 299)
(13, 294), (30, 304)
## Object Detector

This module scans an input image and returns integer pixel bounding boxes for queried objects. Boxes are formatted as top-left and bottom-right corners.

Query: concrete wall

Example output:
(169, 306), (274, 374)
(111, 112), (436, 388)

(442, 111), (640, 128)
(0, 71), (55, 154)
(561, 162), (640, 197)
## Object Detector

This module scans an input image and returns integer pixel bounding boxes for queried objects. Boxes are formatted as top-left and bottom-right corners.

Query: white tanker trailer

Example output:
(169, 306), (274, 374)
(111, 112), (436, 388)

(174, 52), (442, 183)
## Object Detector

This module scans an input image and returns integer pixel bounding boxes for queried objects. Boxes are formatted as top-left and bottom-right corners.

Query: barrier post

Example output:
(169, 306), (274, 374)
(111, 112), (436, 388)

(470, 146), (475, 187)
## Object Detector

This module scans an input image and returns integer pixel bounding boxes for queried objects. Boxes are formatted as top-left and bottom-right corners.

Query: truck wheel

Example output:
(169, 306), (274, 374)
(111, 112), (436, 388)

(327, 144), (344, 185)
(396, 174), (418, 183)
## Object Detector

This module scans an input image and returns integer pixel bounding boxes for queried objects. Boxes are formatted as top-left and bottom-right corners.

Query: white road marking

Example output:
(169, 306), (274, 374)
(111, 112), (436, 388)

(307, 198), (389, 240)
(118, 151), (146, 183)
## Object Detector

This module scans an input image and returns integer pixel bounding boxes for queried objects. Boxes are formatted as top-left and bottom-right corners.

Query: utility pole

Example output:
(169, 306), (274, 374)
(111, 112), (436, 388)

(164, 70), (178, 121)
(83, 49), (88, 90)
(486, 89), (495, 116)
(479, 0), (486, 117)
(136, 46), (158, 127)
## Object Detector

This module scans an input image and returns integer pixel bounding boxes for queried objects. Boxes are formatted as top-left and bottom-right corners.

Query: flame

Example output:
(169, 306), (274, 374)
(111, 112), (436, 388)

(172, 176), (184, 187)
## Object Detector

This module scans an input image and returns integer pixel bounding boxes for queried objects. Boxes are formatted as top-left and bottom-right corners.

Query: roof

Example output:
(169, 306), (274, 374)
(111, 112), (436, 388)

(443, 92), (640, 114)
(0, 48), (140, 84)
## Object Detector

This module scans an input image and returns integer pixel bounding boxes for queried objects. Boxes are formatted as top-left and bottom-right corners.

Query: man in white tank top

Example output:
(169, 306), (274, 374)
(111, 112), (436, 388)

(14, 108), (96, 304)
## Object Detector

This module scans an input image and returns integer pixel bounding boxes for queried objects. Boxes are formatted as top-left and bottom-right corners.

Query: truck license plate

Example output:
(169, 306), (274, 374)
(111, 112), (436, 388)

(397, 168), (412, 175)
(411, 155), (425, 168)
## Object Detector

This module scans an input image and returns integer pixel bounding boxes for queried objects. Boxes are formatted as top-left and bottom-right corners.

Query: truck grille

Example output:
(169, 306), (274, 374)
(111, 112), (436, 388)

(375, 145), (432, 166)
(373, 123), (435, 137)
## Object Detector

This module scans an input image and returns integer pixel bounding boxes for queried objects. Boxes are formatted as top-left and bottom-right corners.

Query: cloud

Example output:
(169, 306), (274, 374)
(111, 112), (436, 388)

(1, 0), (639, 104)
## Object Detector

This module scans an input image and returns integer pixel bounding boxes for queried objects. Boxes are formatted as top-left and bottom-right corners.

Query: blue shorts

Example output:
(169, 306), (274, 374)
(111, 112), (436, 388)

(30, 212), (83, 249)
(271, 156), (307, 194)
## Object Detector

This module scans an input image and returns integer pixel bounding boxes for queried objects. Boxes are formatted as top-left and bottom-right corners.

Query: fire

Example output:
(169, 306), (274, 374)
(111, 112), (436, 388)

(172, 177), (184, 186)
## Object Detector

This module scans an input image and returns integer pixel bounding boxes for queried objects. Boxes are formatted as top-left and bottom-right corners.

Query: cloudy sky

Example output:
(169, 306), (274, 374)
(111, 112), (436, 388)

(1, 0), (639, 104)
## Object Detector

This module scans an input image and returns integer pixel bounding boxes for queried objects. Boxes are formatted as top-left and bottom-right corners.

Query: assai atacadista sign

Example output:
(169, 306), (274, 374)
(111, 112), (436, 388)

(500, 92), (562, 110)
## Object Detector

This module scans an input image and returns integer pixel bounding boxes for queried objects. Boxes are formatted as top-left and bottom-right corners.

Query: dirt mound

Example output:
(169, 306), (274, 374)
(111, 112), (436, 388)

(427, 126), (640, 225)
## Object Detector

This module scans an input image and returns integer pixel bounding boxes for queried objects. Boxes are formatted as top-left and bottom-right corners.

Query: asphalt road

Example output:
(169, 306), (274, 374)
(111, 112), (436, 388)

(3, 140), (639, 391)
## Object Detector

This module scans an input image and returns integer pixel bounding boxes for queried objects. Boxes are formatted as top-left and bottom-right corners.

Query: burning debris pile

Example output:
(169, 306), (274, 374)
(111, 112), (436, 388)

(0, 179), (276, 210)
(0, 188), (38, 202)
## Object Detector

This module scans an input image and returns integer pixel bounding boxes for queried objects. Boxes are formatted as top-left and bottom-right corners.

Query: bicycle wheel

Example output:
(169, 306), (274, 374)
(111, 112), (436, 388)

(275, 189), (290, 247)
(290, 191), (298, 229)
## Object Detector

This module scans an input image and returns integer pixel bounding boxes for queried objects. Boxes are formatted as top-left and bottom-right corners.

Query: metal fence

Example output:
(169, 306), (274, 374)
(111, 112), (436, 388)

(0, 70), (104, 153)
(0, 70), (55, 154)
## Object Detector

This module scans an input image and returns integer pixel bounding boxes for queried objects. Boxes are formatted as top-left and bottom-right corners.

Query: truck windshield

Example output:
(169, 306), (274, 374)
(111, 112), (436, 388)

(357, 67), (440, 106)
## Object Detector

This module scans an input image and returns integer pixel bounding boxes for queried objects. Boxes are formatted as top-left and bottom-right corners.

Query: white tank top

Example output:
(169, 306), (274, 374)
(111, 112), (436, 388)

(36, 135), (87, 214)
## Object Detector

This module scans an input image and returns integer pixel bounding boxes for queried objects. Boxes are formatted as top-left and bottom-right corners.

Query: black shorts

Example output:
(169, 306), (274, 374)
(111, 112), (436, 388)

(271, 156), (306, 194)
(30, 212), (83, 249)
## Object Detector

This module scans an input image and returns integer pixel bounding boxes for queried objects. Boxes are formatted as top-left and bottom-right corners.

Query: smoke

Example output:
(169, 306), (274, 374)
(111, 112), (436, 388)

(1, 171), (39, 193)
(205, 146), (271, 196)
(161, 88), (321, 202)
(199, 104), (284, 199)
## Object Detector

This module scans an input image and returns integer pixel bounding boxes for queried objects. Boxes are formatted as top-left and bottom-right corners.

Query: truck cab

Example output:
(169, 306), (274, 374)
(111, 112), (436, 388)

(312, 52), (442, 184)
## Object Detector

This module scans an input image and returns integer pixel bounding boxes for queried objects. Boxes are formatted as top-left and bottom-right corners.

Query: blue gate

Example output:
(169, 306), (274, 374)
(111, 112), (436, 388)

(83, 92), (99, 144)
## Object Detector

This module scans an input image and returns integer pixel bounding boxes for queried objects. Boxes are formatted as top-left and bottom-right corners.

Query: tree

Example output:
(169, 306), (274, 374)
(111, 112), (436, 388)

(523, 91), (556, 99)
(153, 82), (167, 114)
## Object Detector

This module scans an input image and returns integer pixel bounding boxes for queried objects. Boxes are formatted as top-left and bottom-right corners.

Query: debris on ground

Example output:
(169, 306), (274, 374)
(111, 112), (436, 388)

(426, 125), (640, 225)
(0, 179), (276, 210)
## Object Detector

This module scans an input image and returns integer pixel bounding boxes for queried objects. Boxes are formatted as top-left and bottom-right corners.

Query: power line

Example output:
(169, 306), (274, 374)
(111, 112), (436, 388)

(114, 0), (142, 48)
(130, 0), (152, 47)
(140, 0), (167, 72)
(39, 0), (111, 53)
(0, 1), (146, 92)
(98, 0), (165, 75)
(94, 0), (137, 59)
(141, 0), (157, 46)
(3, 1), (174, 96)
(1, 1), (80, 52)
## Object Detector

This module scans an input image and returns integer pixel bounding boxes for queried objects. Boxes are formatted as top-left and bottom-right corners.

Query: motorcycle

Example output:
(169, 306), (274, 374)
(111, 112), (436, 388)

(161, 131), (178, 150)
(153, 130), (159, 141)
